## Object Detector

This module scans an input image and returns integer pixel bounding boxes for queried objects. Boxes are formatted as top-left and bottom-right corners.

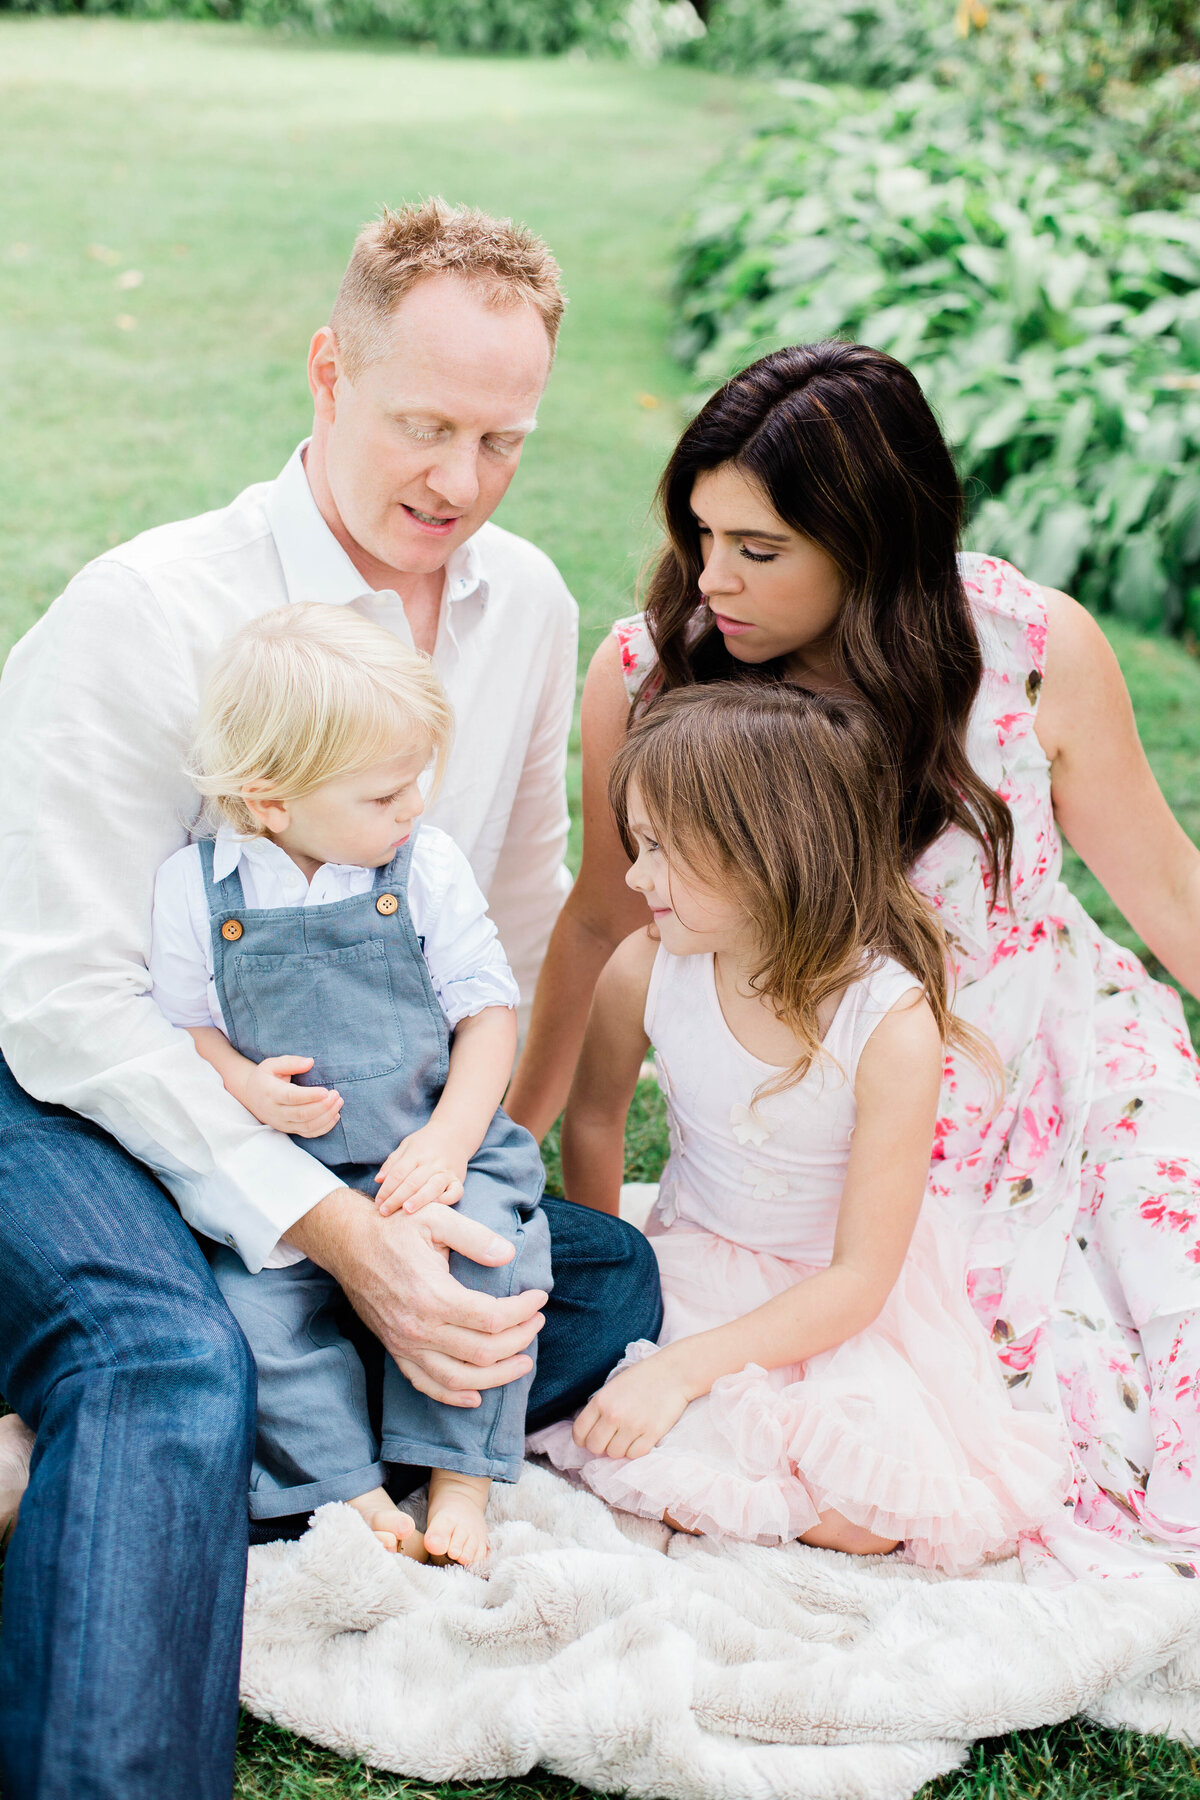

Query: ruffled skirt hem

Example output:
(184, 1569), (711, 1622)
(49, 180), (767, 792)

(530, 1214), (1070, 1576)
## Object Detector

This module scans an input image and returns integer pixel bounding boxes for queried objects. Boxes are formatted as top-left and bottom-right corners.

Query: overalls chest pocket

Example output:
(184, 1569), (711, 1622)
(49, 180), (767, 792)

(232, 938), (406, 1088)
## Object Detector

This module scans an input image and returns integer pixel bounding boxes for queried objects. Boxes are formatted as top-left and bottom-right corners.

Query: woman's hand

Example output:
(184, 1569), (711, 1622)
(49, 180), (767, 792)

(572, 1351), (694, 1460)
(375, 1123), (468, 1215)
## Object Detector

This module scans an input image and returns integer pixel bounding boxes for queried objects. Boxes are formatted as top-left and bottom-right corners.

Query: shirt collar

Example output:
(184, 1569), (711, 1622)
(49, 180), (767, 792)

(210, 825), (367, 886)
(266, 440), (490, 612)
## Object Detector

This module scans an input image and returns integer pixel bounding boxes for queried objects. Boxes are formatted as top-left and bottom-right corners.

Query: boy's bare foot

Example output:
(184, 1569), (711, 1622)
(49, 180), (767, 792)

(423, 1470), (491, 1568)
(347, 1485), (422, 1556)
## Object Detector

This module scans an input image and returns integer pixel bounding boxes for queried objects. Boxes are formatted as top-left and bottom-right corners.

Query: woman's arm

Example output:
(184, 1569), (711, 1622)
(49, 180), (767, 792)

(572, 994), (943, 1460)
(506, 634), (651, 1141)
(1035, 587), (1200, 998)
(560, 929), (656, 1214)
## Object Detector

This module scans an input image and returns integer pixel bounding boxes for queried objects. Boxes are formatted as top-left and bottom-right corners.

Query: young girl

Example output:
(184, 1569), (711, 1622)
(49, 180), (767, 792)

(532, 682), (1068, 1570)
(148, 604), (550, 1568)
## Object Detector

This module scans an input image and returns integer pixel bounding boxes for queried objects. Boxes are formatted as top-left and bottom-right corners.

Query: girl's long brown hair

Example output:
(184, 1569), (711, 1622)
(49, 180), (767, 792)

(610, 681), (990, 1094)
(641, 340), (1013, 897)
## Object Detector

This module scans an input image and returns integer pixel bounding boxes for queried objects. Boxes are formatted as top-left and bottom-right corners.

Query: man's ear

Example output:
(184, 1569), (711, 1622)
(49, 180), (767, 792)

(308, 326), (341, 422)
(241, 781), (290, 835)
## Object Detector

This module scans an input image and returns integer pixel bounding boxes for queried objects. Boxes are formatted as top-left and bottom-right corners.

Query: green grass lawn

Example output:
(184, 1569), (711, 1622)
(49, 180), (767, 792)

(4, 18), (1200, 1800)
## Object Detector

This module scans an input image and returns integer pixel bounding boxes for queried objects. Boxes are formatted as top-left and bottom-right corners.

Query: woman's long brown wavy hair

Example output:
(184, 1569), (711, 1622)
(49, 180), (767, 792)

(641, 340), (1013, 896)
(609, 682), (993, 1096)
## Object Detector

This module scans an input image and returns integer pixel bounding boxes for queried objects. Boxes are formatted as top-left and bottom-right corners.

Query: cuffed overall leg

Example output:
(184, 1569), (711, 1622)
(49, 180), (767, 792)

(379, 1158), (554, 1483)
(0, 1058), (255, 1800)
(207, 1248), (387, 1520)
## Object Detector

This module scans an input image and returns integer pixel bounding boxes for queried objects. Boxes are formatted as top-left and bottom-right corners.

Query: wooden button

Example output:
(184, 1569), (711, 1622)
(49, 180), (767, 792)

(220, 919), (244, 942)
(376, 893), (399, 916)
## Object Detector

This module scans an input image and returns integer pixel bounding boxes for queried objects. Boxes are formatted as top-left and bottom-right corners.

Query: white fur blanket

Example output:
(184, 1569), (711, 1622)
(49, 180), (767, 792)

(242, 1464), (1200, 1800)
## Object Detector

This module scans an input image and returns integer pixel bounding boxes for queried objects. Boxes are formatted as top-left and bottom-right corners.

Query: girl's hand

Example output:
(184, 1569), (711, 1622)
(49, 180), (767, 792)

(375, 1125), (468, 1216)
(572, 1354), (693, 1461)
(241, 1055), (343, 1139)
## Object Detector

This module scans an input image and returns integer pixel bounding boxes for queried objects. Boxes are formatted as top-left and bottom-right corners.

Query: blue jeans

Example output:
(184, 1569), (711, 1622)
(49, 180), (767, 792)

(0, 1055), (662, 1800)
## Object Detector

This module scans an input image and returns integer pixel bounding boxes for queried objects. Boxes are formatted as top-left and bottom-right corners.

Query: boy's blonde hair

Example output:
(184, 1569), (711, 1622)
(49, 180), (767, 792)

(191, 604), (453, 837)
(330, 198), (566, 379)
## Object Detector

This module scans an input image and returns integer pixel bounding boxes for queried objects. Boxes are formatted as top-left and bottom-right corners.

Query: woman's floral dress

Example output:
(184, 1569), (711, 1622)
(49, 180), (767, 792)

(615, 552), (1200, 1583)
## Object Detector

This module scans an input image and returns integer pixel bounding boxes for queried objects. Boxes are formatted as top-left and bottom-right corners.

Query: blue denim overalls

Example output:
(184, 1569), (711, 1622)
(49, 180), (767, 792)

(199, 827), (551, 1519)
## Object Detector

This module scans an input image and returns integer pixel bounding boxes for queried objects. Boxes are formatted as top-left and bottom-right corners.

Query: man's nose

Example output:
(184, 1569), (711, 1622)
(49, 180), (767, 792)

(426, 440), (480, 511)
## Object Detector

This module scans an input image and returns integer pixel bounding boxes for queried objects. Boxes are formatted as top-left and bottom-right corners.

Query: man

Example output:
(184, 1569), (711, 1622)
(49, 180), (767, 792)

(0, 199), (660, 1800)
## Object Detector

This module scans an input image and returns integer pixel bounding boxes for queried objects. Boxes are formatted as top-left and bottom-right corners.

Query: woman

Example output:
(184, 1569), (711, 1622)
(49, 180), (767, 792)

(508, 340), (1200, 1579)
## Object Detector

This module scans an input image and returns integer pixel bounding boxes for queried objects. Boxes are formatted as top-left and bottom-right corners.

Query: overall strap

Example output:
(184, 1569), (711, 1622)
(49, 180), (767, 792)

(197, 836), (248, 917)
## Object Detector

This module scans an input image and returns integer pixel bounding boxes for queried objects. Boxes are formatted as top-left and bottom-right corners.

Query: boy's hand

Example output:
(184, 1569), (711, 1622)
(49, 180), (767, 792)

(572, 1353), (692, 1461)
(375, 1124), (468, 1216)
(240, 1055), (343, 1138)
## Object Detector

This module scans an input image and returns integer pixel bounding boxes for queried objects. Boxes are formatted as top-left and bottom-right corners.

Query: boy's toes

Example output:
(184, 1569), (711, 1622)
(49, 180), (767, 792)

(445, 1521), (489, 1569)
(367, 1507), (414, 1554)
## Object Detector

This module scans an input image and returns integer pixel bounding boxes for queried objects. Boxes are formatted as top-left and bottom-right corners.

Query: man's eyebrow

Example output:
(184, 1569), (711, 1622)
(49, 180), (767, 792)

(688, 507), (789, 541)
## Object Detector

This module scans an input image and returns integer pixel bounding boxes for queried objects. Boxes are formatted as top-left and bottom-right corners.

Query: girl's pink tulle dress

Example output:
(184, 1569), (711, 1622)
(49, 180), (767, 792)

(530, 946), (1070, 1573)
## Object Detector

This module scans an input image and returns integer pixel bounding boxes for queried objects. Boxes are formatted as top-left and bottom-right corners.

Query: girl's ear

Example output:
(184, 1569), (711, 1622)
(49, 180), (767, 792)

(241, 780), (289, 835)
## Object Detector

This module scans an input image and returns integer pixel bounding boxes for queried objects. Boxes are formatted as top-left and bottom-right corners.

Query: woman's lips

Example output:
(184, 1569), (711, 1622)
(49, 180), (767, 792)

(712, 613), (754, 636)
(402, 503), (459, 536)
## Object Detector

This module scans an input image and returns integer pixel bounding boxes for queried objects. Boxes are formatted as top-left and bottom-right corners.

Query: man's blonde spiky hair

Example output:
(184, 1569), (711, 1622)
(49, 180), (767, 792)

(329, 197), (566, 378)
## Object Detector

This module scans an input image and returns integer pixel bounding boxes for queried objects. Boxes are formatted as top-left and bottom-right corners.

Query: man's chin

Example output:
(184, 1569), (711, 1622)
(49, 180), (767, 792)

(383, 518), (474, 572)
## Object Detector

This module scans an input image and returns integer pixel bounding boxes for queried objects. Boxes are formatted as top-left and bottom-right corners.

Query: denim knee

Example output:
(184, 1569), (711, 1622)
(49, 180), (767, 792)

(612, 1221), (663, 1345)
(75, 1292), (256, 1479)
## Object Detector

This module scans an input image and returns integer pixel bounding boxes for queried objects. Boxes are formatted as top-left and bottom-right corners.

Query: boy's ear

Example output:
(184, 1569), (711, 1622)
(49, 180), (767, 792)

(241, 780), (289, 834)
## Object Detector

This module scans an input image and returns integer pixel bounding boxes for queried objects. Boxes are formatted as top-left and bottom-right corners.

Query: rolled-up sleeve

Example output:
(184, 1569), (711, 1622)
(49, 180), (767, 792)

(409, 829), (521, 1027)
(0, 561), (342, 1271)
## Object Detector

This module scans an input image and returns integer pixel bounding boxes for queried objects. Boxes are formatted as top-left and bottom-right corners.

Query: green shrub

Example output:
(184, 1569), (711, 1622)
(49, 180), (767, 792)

(0, 0), (703, 57)
(693, 0), (951, 88)
(952, 0), (1200, 210)
(674, 83), (1200, 629)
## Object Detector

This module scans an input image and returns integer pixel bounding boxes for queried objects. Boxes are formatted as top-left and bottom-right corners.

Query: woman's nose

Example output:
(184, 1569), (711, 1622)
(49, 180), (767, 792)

(698, 548), (741, 599)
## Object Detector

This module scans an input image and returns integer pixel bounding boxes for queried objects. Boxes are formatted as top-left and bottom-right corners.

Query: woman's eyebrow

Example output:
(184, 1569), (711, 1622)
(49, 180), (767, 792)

(688, 509), (790, 542)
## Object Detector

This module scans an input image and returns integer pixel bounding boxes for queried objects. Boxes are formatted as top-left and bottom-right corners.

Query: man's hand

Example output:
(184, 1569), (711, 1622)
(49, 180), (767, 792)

(239, 1054), (343, 1139)
(374, 1123), (468, 1216)
(572, 1351), (693, 1461)
(286, 1188), (547, 1407)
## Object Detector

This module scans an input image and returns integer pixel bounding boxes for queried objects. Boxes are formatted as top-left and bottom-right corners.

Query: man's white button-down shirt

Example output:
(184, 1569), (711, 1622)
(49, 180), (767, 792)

(0, 443), (576, 1270)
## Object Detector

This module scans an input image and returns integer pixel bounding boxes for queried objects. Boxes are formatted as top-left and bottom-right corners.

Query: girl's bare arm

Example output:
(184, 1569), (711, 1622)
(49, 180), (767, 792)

(571, 991), (943, 1460)
(672, 993), (943, 1392)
